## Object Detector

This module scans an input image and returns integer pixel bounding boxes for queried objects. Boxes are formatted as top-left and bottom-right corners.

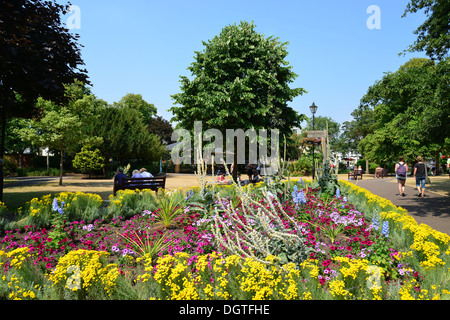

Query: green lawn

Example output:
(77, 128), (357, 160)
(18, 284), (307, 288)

(2, 177), (114, 212)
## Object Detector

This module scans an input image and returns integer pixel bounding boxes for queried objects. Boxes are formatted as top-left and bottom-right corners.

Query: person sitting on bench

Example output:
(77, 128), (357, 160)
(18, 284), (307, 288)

(114, 168), (128, 185)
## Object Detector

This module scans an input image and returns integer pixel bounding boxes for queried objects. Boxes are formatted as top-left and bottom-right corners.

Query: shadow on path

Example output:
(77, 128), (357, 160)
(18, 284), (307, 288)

(5, 176), (60, 188)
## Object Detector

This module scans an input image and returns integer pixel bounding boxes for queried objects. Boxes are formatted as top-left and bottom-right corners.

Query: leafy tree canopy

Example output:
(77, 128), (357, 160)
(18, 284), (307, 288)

(170, 21), (306, 135)
(358, 57), (449, 164)
(0, 0), (88, 115)
(148, 115), (174, 145)
(402, 0), (450, 61)
(18, 81), (104, 185)
(113, 93), (157, 126)
(87, 105), (165, 167)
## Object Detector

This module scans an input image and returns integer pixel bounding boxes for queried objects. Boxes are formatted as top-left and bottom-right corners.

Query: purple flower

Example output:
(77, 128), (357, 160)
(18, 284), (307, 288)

(52, 198), (59, 212)
(382, 221), (389, 237)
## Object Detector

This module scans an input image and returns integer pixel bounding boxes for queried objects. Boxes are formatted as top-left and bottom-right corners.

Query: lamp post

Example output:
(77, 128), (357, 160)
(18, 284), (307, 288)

(309, 102), (318, 180)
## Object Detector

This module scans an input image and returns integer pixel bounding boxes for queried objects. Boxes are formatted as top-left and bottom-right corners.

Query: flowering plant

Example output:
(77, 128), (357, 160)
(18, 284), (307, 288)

(47, 198), (70, 250)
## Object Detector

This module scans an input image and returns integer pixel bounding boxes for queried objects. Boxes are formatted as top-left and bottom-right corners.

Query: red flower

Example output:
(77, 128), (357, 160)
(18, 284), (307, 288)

(322, 260), (331, 267)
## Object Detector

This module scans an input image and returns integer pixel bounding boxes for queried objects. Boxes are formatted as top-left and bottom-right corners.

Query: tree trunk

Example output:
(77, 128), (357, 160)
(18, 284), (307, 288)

(59, 144), (64, 186)
(46, 148), (50, 173)
(366, 159), (369, 175)
(435, 150), (440, 176)
(18, 152), (23, 169)
(103, 155), (110, 177)
(233, 144), (238, 181)
(0, 105), (6, 202)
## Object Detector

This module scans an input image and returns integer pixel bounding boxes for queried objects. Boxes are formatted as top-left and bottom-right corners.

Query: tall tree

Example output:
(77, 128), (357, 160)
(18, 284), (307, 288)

(0, 0), (88, 199)
(402, 0), (450, 61)
(2, 117), (33, 169)
(113, 93), (157, 126)
(358, 58), (449, 169)
(170, 21), (306, 178)
(87, 106), (165, 172)
(19, 81), (103, 185)
(341, 105), (377, 172)
(148, 116), (174, 145)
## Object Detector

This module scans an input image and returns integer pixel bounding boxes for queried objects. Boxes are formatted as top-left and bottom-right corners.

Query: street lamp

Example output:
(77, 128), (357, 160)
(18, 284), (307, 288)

(309, 102), (318, 180)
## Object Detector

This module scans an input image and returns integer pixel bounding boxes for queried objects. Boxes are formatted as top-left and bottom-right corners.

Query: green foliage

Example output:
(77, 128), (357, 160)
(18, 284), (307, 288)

(402, 0), (450, 61)
(170, 21), (306, 136)
(187, 185), (219, 219)
(18, 81), (104, 185)
(120, 230), (172, 260)
(72, 147), (105, 176)
(288, 157), (313, 176)
(0, 0), (88, 118)
(156, 190), (186, 229)
(47, 212), (69, 250)
(312, 160), (339, 196)
(266, 225), (314, 266)
(369, 236), (398, 279)
(357, 57), (449, 164)
(113, 93), (157, 126)
(16, 167), (61, 177)
(106, 190), (159, 221)
(87, 105), (165, 165)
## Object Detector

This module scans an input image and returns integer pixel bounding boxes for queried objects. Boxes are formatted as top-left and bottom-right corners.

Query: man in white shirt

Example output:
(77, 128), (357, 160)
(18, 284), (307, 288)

(140, 168), (154, 178)
(140, 168), (155, 186)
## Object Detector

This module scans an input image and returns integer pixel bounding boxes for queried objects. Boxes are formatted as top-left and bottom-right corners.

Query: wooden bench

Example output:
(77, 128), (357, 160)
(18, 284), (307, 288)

(113, 175), (166, 196)
(375, 168), (389, 178)
(348, 169), (363, 180)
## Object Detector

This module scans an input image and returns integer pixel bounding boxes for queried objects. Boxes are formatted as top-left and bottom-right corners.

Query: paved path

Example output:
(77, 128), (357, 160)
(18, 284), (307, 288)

(349, 178), (450, 235)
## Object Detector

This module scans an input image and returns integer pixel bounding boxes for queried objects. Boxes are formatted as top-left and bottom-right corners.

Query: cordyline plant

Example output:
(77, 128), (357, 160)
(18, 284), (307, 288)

(156, 191), (185, 229)
(211, 180), (314, 267)
(119, 229), (172, 260)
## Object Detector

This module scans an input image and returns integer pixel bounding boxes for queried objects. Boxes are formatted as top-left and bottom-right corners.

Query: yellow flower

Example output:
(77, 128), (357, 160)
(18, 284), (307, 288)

(48, 249), (119, 296)
(329, 280), (351, 298)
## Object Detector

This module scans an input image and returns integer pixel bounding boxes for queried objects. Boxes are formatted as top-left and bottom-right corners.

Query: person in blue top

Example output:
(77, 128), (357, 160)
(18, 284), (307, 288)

(414, 156), (427, 197)
(114, 168), (128, 186)
(140, 168), (154, 178)
(131, 170), (143, 178)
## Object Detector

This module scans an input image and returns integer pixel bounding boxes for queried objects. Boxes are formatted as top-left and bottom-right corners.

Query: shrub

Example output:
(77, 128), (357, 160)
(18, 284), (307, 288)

(20, 192), (103, 229)
(72, 147), (105, 177)
(106, 189), (159, 220)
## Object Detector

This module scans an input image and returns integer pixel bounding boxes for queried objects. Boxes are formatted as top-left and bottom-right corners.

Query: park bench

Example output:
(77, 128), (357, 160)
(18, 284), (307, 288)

(113, 175), (166, 196)
(348, 169), (363, 180)
(375, 168), (389, 178)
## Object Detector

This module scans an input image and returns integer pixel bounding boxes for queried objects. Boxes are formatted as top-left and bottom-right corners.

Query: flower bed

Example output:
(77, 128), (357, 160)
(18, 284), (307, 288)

(0, 179), (449, 300)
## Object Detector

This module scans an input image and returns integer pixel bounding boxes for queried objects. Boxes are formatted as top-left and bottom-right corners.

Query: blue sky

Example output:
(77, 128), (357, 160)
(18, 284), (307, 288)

(63, 0), (427, 127)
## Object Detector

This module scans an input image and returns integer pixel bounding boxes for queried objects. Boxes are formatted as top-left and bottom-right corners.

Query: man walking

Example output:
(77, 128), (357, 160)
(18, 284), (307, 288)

(414, 156), (427, 197)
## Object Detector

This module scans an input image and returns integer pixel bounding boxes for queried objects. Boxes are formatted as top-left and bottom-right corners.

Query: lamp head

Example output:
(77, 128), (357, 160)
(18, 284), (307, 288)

(310, 102), (318, 114)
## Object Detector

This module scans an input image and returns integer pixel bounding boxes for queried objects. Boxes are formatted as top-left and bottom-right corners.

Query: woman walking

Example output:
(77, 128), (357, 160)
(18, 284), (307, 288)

(414, 156), (427, 197)
(395, 156), (408, 197)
